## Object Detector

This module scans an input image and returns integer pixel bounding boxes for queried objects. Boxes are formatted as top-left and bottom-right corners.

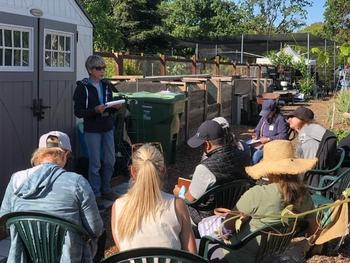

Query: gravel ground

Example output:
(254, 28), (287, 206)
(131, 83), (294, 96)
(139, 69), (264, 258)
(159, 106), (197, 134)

(104, 96), (350, 262)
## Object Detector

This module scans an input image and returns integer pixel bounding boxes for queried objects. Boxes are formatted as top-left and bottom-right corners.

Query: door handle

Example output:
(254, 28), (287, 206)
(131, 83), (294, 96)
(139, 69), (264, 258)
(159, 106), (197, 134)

(31, 99), (51, 120)
(38, 99), (51, 120)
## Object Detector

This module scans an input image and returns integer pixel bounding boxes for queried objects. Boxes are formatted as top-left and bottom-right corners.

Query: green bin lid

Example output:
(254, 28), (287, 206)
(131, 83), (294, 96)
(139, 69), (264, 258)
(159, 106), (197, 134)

(121, 91), (186, 103)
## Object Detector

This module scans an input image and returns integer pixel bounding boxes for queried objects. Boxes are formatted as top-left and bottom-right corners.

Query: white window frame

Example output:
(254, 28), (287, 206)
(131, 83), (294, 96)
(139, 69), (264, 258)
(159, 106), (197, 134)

(43, 29), (74, 72)
(0, 23), (34, 72)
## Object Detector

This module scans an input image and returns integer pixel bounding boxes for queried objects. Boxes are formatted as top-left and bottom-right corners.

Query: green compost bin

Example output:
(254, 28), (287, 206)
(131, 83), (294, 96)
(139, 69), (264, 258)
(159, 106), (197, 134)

(119, 91), (186, 163)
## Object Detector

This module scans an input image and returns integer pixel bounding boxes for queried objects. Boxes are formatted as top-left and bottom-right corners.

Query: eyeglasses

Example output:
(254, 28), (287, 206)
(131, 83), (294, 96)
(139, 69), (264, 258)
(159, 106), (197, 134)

(131, 142), (163, 156)
(93, 66), (106, 71)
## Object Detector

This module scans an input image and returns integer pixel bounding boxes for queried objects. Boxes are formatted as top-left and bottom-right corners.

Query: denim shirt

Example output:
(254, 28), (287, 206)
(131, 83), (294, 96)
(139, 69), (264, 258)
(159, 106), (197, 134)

(0, 163), (104, 263)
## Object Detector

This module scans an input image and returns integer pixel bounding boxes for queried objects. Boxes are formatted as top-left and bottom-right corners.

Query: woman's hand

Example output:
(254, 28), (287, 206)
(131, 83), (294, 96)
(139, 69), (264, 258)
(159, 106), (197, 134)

(173, 185), (180, 197)
(260, 137), (271, 144)
(94, 104), (106, 113)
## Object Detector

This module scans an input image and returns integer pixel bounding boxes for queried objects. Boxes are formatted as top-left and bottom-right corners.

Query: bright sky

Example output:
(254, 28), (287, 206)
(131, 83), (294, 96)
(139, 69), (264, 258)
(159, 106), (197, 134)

(305, 0), (326, 25)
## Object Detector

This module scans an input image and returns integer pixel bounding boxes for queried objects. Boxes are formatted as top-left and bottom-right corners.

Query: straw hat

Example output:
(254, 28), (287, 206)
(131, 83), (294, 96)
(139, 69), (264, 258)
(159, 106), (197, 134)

(245, 140), (317, 180)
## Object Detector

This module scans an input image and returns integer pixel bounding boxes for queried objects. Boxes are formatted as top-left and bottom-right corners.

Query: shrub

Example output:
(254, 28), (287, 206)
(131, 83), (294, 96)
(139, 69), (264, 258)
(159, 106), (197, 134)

(124, 59), (142, 75)
(333, 90), (350, 125)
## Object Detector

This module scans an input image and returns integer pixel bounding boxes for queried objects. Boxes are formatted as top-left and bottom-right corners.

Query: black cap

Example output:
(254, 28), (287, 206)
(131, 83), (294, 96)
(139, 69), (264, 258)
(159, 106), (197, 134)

(187, 120), (225, 148)
(287, 106), (314, 122)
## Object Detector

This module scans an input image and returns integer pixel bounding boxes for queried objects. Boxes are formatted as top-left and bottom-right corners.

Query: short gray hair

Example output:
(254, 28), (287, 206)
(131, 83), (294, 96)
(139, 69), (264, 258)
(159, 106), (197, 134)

(85, 55), (105, 73)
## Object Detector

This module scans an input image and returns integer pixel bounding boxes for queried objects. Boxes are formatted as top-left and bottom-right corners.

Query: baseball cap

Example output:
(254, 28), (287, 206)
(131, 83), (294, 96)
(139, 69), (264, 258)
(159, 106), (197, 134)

(287, 106), (314, 122)
(212, 117), (229, 129)
(259, 100), (277, 118)
(187, 120), (224, 148)
(38, 131), (72, 151)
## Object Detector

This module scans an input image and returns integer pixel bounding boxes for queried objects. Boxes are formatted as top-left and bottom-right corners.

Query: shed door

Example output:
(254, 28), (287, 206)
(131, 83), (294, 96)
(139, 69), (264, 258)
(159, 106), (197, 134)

(0, 12), (77, 199)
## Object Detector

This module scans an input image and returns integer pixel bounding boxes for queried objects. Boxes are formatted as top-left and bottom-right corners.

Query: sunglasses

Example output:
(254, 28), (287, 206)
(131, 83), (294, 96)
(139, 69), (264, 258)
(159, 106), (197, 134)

(93, 66), (106, 71)
(131, 142), (163, 156)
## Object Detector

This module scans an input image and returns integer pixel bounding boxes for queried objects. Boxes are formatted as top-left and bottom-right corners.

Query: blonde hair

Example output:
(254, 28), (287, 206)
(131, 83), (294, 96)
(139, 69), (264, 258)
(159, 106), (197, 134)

(31, 148), (67, 166)
(117, 144), (165, 240)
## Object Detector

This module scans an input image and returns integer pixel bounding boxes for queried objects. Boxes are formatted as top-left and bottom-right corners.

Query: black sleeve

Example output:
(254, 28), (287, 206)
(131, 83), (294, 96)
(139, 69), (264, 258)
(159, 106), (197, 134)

(73, 83), (99, 118)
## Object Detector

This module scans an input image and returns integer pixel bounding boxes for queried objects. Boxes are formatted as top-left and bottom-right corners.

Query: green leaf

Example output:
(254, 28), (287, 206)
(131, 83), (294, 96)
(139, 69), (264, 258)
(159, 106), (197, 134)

(343, 188), (350, 198)
(280, 204), (295, 224)
(235, 218), (243, 233)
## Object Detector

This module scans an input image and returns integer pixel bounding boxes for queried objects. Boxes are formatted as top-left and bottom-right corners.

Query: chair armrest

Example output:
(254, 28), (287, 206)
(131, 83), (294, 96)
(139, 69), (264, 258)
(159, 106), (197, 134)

(307, 175), (341, 191)
(198, 235), (222, 259)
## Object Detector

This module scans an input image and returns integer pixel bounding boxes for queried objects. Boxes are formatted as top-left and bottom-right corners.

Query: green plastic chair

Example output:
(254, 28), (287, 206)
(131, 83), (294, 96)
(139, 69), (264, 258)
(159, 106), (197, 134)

(198, 222), (298, 263)
(4, 211), (91, 263)
(305, 147), (346, 188)
(101, 247), (208, 263)
(185, 179), (254, 212)
(309, 167), (350, 207)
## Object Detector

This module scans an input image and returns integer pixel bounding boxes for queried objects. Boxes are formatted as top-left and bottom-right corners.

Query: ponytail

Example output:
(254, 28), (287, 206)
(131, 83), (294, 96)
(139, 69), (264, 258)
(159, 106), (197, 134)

(117, 144), (165, 240)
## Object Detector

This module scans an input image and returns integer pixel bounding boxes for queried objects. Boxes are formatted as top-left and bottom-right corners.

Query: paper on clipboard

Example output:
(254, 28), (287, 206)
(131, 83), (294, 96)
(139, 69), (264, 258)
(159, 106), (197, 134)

(105, 99), (125, 108)
(245, 138), (261, 145)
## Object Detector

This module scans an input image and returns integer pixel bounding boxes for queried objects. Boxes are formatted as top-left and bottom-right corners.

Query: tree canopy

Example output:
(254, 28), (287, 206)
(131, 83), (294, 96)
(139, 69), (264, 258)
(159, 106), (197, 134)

(160, 0), (249, 39)
(80, 0), (349, 53)
(239, 0), (312, 34)
(324, 0), (350, 44)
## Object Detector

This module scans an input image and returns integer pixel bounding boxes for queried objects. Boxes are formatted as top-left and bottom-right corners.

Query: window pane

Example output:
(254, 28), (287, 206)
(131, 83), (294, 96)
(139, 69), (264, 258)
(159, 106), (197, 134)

(0, 48), (3, 65)
(65, 37), (71, 51)
(52, 51), (58, 66)
(14, 49), (21, 66)
(64, 53), (70, 67)
(59, 36), (64, 51)
(4, 30), (12, 47)
(44, 51), (51, 67)
(58, 52), (64, 67)
(5, 49), (12, 65)
(22, 32), (29, 48)
(14, 31), (20, 47)
(0, 29), (2, 46)
(51, 35), (58, 50)
(22, 50), (29, 66)
(45, 34), (51, 49)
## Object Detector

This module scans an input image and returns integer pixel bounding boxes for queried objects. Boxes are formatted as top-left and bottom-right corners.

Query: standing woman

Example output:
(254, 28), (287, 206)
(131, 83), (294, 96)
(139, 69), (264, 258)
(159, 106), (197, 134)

(252, 100), (289, 164)
(73, 55), (121, 204)
(111, 144), (196, 253)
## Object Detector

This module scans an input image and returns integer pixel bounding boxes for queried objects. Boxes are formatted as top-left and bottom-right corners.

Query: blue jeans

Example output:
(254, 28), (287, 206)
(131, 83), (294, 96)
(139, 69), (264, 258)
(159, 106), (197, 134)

(252, 148), (264, 164)
(85, 130), (115, 197)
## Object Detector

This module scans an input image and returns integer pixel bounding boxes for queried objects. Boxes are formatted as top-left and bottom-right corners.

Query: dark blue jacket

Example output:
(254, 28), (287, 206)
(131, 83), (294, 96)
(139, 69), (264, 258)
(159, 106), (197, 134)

(254, 114), (289, 140)
(73, 78), (116, 133)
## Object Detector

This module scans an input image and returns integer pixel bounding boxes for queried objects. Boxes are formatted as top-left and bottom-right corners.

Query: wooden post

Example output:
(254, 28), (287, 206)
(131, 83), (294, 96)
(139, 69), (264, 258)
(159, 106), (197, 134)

(191, 55), (197, 75)
(232, 62), (236, 76)
(258, 65), (261, 94)
(215, 55), (220, 76)
(185, 85), (190, 140)
(160, 54), (166, 76)
(114, 52), (124, 75)
(218, 81), (222, 116)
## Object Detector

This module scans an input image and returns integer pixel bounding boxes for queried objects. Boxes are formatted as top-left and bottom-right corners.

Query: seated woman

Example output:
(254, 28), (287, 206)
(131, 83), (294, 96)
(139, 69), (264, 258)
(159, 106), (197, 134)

(251, 100), (289, 164)
(111, 143), (196, 253)
(287, 106), (338, 187)
(0, 131), (104, 262)
(224, 140), (318, 263)
(287, 106), (328, 159)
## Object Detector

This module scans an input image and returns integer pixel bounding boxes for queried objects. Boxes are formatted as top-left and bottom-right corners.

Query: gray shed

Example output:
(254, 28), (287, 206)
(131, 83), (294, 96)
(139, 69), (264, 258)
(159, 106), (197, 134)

(0, 0), (94, 199)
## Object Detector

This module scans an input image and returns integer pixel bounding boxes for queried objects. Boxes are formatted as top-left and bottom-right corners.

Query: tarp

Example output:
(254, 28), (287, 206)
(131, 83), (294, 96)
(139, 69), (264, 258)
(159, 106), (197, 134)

(256, 45), (316, 66)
